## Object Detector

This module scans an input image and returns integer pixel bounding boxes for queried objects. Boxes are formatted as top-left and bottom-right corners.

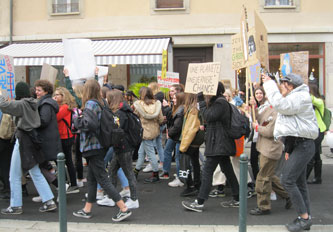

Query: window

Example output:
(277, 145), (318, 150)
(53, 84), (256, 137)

(151, 0), (189, 14)
(52, 0), (79, 14)
(265, 0), (294, 6)
(156, 0), (184, 9)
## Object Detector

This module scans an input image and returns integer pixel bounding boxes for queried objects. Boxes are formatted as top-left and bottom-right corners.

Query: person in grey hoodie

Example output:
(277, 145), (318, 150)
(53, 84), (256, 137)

(0, 82), (56, 215)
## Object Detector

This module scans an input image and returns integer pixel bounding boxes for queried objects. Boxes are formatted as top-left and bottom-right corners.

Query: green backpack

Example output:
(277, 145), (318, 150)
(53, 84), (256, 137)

(318, 107), (332, 131)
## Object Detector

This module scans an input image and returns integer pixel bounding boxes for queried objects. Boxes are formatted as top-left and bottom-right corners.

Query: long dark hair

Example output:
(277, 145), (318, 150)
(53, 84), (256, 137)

(139, 86), (155, 105)
(172, 92), (185, 116)
(309, 84), (323, 100)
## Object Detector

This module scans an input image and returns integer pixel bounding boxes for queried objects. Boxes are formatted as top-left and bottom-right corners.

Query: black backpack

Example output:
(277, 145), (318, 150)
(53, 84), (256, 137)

(219, 98), (250, 139)
(92, 99), (124, 148)
(126, 111), (143, 147)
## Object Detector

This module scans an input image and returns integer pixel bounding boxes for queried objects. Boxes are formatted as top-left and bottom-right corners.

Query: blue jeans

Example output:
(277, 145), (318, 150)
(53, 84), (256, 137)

(162, 138), (180, 175)
(97, 147), (129, 190)
(10, 139), (54, 207)
(153, 125), (165, 163)
(136, 140), (159, 172)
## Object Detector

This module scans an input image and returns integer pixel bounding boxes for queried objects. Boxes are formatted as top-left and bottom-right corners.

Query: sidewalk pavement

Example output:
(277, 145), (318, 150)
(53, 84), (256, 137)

(0, 220), (332, 232)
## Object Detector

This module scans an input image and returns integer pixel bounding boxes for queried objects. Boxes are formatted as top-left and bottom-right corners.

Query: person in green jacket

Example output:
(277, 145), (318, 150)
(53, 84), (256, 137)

(306, 84), (326, 184)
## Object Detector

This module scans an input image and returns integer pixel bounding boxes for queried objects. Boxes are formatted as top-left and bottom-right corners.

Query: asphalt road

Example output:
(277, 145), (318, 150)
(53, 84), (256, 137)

(0, 163), (332, 226)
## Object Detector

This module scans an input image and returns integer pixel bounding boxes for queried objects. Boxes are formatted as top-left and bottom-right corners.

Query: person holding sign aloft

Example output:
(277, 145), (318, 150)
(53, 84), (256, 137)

(182, 82), (240, 212)
(262, 73), (318, 232)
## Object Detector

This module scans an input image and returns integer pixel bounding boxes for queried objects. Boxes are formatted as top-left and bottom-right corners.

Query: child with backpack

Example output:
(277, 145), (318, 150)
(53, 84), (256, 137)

(106, 89), (139, 209)
(53, 87), (79, 194)
(72, 79), (131, 222)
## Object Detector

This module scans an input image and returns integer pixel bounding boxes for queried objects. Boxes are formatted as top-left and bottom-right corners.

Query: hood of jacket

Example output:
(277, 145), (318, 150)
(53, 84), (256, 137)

(38, 94), (59, 114)
(134, 100), (162, 120)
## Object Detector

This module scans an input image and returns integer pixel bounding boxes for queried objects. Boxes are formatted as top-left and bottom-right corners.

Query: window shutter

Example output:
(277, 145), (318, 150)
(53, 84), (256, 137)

(156, 0), (184, 8)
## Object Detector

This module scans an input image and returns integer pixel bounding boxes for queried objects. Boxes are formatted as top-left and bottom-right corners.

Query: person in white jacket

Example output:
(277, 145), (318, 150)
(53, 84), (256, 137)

(262, 73), (318, 232)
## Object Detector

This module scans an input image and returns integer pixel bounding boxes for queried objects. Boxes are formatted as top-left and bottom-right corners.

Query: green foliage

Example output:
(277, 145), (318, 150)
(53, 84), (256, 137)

(128, 83), (170, 99)
(138, 75), (157, 83)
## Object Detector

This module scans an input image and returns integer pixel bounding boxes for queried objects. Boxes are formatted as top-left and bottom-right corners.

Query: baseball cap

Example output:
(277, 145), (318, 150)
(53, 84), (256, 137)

(280, 73), (303, 87)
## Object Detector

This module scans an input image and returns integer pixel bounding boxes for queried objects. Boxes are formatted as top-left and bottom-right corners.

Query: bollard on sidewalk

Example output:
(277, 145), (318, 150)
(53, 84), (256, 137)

(57, 153), (67, 232)
(239, 154), (248, 232)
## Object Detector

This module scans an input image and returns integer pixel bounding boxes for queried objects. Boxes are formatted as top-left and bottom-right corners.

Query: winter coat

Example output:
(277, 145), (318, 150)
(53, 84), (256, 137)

(74, 99), (103, 156)
(114, 101), (136, 153)
(311, 95), (326, 132)
(134, 100), (164, 140)
(167, 106), (184, 142)
(255, 103), (283, 160)
(179, 107), (200, 153)
(263, 80), (318, 140)
(0, 96), (44, 172)
(37, 94), (62, 161)
(56, 104), (74, 139)
(199, 96), (235, 156)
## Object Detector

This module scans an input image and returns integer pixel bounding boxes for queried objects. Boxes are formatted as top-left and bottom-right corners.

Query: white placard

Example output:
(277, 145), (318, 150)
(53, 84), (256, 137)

(157, 71), (179, 89)
(63, 39), (96, 82)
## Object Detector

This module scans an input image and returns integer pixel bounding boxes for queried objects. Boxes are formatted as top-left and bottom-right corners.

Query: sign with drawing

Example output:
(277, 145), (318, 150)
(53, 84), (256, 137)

(280, 51), (309, 84)
(185, 62), (221, 95)
(0, 54), (15, 100)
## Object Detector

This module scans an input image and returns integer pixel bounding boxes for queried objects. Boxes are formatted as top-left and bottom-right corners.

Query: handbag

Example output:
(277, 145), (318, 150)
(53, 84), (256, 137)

(0, 113), (15, 140)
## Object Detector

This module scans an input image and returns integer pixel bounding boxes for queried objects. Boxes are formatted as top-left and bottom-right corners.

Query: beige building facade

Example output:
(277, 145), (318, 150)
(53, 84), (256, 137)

(0, 0), (332, 106)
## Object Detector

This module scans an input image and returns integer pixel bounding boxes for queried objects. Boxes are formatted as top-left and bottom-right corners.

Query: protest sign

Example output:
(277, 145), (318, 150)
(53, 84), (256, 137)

(254, 11), (269, 70)
(231, 33), (246, 70)
(161, 49), (168, 80)
(240, 6), (249, 62)
(0, 54), (15, 100)
(184, 62), (221, 95)
(63, 39), (96, 82)
(157, 71), (179, 89)
(40, 63), (58, 85)
(280, 51), (309, 84)
(249, 61), (261, 83)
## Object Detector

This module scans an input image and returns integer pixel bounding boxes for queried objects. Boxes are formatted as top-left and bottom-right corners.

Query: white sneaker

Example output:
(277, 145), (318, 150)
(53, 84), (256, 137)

(143, 163), (153, 173)
(270, 191), (277, 201)
(168, 175), (184, 187)
(125, 198), (139, 209)
(32, 196), (42, 203)
(77, 180), (84, 188)
(97, 196), (115, 207)
(85, 191), (104, 200)
(119, 189), (131, 198)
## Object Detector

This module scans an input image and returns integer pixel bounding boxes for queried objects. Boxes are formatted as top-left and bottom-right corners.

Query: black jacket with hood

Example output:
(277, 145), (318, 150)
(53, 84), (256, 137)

(37, 94), (62, 161)
(198, 83), (235, 156)
(167, 106), (184, 142)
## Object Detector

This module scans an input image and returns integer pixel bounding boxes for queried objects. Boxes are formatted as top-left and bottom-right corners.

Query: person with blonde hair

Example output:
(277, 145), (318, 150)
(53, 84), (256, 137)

(53, 87), (79, 194)
(73, 79), (131, 221)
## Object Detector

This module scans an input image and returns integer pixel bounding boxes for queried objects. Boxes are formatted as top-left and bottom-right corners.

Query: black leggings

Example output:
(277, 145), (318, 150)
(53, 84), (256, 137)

(62, 137), (77, 186)
(250, 142), (260, 182)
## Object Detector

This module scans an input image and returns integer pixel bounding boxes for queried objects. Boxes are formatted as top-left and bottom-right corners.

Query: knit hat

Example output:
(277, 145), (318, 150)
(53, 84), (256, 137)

(15, 82), (31, 100)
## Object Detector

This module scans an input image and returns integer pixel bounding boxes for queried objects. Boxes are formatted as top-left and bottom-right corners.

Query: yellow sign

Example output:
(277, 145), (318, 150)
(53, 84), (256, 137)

(161, 49), (167, 80)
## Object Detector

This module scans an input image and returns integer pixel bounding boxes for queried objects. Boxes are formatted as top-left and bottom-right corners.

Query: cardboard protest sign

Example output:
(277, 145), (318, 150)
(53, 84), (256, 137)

(63, 39), (96, 83)
(231, 33), (246, 70)
(249, 61), (261, 83)
(185, 62), (221, 95)
(254, 11), (269, 70)
(280, 51), (309, 84)
(40, 63), (58, 85)
(240, 6), (249, 62)
(157, 71), (179, 89)
(161, 49), (168, 80)
(0, 54), (15, 100)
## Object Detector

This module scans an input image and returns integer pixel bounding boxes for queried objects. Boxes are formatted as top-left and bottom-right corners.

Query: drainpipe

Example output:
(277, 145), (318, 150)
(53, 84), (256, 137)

(9, 0), (13, 44)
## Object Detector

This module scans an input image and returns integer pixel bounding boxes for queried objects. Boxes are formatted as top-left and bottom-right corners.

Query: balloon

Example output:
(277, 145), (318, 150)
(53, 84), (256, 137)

(325, 131), (333, 148)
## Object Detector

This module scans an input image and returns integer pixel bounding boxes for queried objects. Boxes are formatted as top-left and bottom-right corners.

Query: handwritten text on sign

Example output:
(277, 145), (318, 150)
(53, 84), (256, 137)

(185, 62), (221, 95)
(157, 71), (179, 89)
(0, 54), (15, 100)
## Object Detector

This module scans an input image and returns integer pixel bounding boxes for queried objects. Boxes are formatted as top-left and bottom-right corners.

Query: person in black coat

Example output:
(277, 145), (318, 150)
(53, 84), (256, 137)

(182, 82), (240, 212)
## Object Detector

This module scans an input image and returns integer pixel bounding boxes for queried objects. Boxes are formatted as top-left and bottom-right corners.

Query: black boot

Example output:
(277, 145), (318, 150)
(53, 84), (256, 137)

(144, 171), (160, 183)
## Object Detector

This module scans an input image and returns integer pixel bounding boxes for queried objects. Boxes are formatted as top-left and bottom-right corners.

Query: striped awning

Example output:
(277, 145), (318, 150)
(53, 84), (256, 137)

(0, 38), (170, 66)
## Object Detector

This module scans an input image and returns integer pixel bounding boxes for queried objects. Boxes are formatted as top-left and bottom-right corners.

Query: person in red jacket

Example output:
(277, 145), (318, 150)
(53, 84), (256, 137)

(53, 87), (79, 194)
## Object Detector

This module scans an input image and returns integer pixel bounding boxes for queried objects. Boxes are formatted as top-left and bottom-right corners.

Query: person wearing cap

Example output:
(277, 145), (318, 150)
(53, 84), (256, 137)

(0, 82), (57, 215)
(262, 73), (318, 232)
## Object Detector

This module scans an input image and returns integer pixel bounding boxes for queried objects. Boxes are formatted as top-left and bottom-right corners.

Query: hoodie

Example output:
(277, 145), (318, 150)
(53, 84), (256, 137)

(134, 100), (164, 140)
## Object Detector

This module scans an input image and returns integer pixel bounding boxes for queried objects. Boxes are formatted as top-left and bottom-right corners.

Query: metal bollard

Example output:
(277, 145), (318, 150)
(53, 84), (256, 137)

(57, 153), (67, 232)
(239, 154), (248, 232)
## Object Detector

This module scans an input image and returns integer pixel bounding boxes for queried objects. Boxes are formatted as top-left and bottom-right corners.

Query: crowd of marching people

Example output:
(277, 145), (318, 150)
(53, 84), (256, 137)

(0, 68), (330, 230)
